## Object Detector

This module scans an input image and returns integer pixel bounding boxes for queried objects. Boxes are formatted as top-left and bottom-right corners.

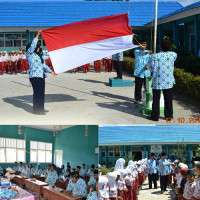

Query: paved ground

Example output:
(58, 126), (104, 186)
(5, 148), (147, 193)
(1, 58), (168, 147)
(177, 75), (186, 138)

(138, 179), (176, 200)
(0, 68), (200, 125)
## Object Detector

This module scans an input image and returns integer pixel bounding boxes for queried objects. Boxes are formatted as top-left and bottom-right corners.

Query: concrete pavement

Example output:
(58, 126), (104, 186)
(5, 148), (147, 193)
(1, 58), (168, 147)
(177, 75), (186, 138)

(0, 69), (199, 125)
(138, 179), (176, 200)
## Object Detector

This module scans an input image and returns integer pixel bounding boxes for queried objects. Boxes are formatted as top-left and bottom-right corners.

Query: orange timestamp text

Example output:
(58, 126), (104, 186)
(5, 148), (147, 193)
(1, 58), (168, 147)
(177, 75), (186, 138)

(166, 117), (200, 123)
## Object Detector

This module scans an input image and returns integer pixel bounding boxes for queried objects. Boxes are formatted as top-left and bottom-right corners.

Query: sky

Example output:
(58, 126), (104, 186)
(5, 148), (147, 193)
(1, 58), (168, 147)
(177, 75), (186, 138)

(0, 0), (199, 6)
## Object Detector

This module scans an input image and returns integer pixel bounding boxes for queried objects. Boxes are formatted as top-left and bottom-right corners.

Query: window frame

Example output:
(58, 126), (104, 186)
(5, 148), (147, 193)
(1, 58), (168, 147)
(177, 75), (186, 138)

(30, 140), (52, 163)
(0, 137), (26, 163)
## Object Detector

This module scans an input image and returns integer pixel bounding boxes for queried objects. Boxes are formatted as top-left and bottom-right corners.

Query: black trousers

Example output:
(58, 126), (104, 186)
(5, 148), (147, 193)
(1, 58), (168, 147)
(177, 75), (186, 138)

(30, 78), (45, 113)
(151, 88), (173, 120)
(114, 61), (122, 79)
(160, 175), (168, 191)
(135, 76), (145, 101)
(148, 173), (157, 189)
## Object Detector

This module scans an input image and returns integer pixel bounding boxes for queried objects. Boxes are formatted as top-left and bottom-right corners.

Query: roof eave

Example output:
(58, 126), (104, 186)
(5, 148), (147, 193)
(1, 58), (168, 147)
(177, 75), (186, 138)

(146, 6), (200, 28)
(99, 142), (200, 146)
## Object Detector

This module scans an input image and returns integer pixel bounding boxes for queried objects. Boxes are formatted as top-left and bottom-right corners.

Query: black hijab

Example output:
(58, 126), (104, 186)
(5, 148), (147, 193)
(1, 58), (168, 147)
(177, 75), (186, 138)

(26, 42), (44, 64)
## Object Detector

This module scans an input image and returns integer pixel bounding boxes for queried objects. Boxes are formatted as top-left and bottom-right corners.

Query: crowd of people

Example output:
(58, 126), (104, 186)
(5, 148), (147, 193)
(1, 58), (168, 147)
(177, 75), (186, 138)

(99, 153), (200, 200)
(0, 49), (54, 75)
(0, 161), (99, 200)
(0, 48), (116, 75)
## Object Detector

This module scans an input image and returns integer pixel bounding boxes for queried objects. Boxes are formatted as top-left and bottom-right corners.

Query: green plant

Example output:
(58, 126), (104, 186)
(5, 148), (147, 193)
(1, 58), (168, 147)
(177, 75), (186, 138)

(101, 166), (114, 175)
(122, 57), (135, 74)
(175, 56), (200, 76)
(170, 141), (187, 163)
(174, 68), (200, 102)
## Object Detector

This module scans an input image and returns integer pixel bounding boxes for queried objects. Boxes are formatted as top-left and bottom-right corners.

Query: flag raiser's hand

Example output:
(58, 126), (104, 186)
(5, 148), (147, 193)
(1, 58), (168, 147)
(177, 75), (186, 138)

(35, 30), (42, 39)
(51, 71), (57, 76)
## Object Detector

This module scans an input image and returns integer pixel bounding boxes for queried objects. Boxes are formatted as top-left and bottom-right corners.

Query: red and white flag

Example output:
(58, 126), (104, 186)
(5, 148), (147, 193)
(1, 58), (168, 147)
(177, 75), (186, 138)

(42, 13), (138, 74)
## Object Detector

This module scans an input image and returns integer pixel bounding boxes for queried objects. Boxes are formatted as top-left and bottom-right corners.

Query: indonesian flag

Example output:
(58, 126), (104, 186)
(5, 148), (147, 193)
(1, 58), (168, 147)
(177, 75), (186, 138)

(42, 13), (138, 74)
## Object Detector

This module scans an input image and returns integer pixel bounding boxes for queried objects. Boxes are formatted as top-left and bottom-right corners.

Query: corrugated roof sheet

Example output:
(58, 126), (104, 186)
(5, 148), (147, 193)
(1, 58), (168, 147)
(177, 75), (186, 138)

(0, 1), (182, 27)
(158, 1), (200, 20)
(99, 125), (200, 144)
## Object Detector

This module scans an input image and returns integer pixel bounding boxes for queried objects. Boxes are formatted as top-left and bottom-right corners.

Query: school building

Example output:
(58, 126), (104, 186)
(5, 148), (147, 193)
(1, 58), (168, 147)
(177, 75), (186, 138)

(0, 0), (182, 51)
(0, 125), (98, 170)
(99, 125), (200, 168)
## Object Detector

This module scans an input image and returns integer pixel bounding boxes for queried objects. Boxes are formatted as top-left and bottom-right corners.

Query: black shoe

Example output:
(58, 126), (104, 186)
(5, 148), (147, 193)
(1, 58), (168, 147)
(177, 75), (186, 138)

(161, 191), (164, 194)
(33, 111), (46, 115)
(147, 116), (159, 121)
(134, 100), (141, 104)
(44, 110), (49, 113)
(114, 77), (119, 79)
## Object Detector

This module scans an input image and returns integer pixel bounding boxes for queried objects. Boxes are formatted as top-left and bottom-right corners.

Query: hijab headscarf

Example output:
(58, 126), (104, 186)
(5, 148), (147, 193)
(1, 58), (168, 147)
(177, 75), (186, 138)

(107, 172), (117, 191)
(99, 176), (109, 199)
(114, 158), (125, 171)
(118, 169), (127, 179)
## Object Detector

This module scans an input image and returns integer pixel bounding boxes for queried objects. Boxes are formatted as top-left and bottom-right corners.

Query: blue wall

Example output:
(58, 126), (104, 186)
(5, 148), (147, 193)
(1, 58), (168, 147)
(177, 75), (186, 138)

(0, 126), (55, 169)
(54, 125), (98, 170)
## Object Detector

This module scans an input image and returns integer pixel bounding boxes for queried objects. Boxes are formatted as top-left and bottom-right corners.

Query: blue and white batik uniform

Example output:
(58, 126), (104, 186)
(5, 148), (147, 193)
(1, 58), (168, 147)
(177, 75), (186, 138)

(67, 178), (75, 191)
(158, 159), (171, 176)
(0, 187), (17, 199)
(73, 178), (87, 197)
(36, 168), (43, 175)
(87, 191), (98, 200)
(18, 166), (24, 173)
(134, 49), (150, 78)
(112, 52), (123, 61)
(147, 52), (177, 90)
(45, 170), (58, 186)
(87, 169), (94, 176)
(13, 166), (19, 172)
(147, 158), (157, 174)
(26, 38), (52, 78)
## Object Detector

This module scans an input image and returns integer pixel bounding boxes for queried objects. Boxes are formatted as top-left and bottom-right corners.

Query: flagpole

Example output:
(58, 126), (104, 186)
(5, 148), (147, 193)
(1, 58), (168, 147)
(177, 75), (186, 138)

(154, 0), (158, 53)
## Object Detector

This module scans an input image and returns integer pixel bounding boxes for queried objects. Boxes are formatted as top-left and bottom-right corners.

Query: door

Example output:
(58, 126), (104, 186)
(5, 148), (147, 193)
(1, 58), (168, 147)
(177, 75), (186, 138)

(54, 150), (63, 167)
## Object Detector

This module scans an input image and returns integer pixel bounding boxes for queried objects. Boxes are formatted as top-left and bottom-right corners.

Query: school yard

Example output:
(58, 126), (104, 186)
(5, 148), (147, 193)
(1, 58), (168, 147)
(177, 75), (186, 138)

(0, 67), (200, 125)
(138, 179), (176, 200)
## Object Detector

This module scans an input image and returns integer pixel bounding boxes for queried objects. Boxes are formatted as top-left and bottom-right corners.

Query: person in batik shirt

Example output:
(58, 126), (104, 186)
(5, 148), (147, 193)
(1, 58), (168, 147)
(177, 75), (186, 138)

(183, 170), (196, 200)
(192, 163), (200, 200)
(146, 38), (177, 121)
(45, 164), (58, 186)
(87, 178), (98, 200)
(88, 169), (98, 193)
(66, 171), (87, 197)
(134, 41), (151, 104)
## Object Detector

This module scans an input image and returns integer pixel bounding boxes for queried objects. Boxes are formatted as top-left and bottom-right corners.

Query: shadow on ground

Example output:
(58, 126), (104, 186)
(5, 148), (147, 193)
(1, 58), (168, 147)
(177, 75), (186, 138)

(78, 79), (109, 86)
(3, 94), (85, 114)
(174, 92), (200, 118)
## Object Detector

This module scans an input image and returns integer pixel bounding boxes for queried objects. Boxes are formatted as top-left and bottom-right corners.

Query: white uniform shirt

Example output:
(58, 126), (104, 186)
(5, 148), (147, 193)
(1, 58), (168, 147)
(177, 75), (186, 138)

(183, 181), (196, 199)
(10, 55), (16, 62)
(176, 173), (182, 188)
(2, 55), (8, 62)
(193, 176), (200, 198)
(21, 54), (26, 60)
(7, 56), (11, 62)
(15, 54), (20, 61)
(117, 178), (127, 191)
(0, 56), (3, 62)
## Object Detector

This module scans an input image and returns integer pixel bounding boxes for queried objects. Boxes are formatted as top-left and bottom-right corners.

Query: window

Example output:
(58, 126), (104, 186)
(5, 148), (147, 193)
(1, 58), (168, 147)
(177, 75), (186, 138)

(101, 147), (106, 157)
(30, 141), (52, 163)
(0, 137), (25, 163)
(108, 147), (123, 157)
(0, 33), (27, 48)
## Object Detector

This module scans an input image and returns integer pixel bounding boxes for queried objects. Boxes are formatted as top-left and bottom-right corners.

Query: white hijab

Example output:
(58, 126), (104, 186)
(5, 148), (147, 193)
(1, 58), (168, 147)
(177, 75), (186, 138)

(114, 158), (125, 171)
(107, 172), (117, 190)
(99, 176), (109, 199)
